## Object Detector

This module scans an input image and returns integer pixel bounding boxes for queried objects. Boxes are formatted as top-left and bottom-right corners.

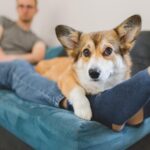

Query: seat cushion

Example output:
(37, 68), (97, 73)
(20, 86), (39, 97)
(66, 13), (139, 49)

(45, 46), (66, 59)
(0, 90), (150, 150)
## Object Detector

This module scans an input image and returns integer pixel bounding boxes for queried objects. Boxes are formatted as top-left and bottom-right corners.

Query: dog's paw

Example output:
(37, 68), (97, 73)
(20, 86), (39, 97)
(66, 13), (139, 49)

(68, 87), (92, 120)
(74, 104), (92, 120)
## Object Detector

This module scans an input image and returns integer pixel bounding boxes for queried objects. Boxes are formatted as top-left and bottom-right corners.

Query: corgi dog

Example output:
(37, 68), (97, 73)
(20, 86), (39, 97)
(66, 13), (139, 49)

(35, 15), (141, 121)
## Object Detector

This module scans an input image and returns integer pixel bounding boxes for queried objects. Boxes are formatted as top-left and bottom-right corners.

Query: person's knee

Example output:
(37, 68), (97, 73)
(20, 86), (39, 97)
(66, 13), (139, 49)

(10, 60), (33, 73)
(12, 60), (31, 68)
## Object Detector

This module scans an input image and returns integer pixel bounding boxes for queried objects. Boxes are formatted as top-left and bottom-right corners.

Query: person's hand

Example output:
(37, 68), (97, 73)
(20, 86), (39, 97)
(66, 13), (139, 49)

(0, 52), (17, 62)
(0, 47), (6, 59)
(5, 55), (17, 61)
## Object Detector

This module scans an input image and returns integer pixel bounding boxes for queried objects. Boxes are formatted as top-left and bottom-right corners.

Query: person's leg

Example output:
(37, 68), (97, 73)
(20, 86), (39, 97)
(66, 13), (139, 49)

(0, 60), (65, 107)
(87, 67), (150, 131)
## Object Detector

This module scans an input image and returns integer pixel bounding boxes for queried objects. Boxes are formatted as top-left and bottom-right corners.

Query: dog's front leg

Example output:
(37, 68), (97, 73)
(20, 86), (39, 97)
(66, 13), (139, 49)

(69, 86), (92, 120)
(58, 77), (92, 120)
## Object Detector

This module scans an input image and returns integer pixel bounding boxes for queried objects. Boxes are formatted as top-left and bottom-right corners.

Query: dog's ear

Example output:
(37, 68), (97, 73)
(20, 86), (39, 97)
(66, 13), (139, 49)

(114, 15), (142, 54)
(55, 25), (81, 58)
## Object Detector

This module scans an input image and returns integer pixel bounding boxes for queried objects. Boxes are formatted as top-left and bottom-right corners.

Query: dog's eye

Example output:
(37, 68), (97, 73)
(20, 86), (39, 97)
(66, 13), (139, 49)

(83, 49), (91, 57)
(103, 47), (113, 56)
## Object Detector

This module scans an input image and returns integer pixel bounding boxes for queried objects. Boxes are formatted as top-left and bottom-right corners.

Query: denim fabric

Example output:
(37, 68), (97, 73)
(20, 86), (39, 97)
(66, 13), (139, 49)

(0, 60), (64, 107)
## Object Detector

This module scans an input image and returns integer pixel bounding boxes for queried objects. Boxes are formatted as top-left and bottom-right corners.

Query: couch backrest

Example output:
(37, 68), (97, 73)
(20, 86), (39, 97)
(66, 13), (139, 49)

(131, 31), (150, 75)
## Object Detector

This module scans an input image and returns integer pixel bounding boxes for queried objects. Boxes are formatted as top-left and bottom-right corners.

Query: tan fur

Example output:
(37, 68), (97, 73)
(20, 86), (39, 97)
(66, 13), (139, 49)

(35, 57), (80, 97)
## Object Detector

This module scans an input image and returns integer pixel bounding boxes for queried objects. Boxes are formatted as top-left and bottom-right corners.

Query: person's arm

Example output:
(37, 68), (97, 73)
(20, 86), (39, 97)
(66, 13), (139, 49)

(0, 25), (5, 58)
(12, 41), (46, 64)
(0, 41), (46, 64)
(0, 25), (4, 40)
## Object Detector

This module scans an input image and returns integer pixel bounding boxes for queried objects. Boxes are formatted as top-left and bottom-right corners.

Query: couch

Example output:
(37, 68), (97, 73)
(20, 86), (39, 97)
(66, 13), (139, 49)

(0, 31), (150, 150)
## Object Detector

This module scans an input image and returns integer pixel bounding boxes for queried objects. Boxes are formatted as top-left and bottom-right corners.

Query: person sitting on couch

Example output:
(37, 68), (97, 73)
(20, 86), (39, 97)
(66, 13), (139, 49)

(0, 0), (46, 64)
(0, 0), (67, 123)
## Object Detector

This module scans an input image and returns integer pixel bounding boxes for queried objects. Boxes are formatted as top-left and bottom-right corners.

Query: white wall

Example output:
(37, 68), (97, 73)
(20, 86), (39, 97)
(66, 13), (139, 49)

(0, 0), (150, 46)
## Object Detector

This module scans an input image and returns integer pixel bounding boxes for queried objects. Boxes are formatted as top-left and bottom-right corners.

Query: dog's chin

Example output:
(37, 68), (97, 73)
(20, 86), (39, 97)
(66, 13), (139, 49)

(90, 79), (100, 82)
(90, 77), (109, 82)
(90, 73), (112, 82)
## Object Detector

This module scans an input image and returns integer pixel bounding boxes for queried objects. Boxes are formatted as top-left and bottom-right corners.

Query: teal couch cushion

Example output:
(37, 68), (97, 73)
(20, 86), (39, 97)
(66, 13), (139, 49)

(45, 46), (66, 59)
(0, 90), (150, 150)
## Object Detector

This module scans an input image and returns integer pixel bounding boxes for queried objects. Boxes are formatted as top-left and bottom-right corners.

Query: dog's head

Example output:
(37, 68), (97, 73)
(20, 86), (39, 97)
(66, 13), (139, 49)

(55, 15), (141, 83)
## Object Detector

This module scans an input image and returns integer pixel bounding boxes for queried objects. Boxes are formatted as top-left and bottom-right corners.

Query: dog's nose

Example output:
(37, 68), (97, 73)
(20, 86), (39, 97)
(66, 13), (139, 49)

(89, 68), (101, 80)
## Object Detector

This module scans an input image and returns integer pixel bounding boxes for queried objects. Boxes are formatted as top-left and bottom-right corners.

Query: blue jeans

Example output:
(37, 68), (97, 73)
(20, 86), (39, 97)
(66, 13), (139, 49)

(0, 60), (64, 107)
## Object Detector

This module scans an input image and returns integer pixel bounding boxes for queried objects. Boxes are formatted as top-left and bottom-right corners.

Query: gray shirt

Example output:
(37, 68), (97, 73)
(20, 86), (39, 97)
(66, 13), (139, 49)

(0, 16), (40, 54)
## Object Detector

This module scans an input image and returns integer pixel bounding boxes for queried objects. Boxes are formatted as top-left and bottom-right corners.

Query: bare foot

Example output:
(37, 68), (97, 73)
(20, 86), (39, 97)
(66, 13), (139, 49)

(112, 123), (125, 132)
(127, 108), (144, 125)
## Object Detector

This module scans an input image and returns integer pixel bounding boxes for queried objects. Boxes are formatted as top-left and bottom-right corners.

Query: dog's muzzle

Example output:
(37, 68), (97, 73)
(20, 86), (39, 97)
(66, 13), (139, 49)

(89, 68), (101, 80)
